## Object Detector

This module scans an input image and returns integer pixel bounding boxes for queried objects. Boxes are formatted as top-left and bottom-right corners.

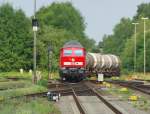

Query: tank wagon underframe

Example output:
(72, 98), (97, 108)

(85, 67), (120, 77)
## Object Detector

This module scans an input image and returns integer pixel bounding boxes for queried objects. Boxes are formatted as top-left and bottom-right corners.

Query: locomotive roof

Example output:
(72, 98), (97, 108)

(63, 41), (83, 48)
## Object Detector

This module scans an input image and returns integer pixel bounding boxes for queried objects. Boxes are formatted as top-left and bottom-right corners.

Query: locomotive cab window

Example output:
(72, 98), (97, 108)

(63, 50), (72, 56)
(74, 50), (83, 56)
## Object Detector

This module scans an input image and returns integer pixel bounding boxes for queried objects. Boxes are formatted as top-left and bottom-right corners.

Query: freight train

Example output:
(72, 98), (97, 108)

(59, 41), (120, 81)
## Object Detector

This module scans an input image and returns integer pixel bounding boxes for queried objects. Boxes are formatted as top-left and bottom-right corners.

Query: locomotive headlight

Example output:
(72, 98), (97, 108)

(72, 58), (75, 62)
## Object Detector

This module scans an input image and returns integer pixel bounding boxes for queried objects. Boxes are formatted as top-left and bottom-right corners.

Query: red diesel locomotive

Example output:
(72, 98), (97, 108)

(59, 41), (120, 81)
(59, 41), (86, 81)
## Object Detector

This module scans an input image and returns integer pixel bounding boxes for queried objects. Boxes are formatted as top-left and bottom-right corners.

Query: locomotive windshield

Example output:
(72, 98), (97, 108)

(74, 50), (83, 56)
(63, 50), (72, 56)
(63, 49), (83, 56)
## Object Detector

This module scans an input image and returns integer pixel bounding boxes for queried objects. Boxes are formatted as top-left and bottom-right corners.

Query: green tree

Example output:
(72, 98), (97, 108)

(36, 2), (85, 38)
(0, 2), (96, 72)
(36, 2), (96, 70)
(134, 3), (150, 19)
(102, 18), (133, 56)
(121, 38), (134, 72)
(37, 25), (75, 70)
(0, 4), (32, 71)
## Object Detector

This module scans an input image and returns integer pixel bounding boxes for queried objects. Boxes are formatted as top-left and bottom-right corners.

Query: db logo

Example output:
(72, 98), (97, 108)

(72, 58), (75, 62)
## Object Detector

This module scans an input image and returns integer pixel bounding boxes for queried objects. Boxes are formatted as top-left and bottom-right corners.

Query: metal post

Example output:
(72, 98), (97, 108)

(48, 45), (50, 80)
(144, 20), (146, 76)
(33, 31), (37, 83)
(132, 23), (139, 74)
(141, 17), (148, 76)
(34, 0), (36, 19)
(50, 50), (52, 79)
(33, 0), (37, 83)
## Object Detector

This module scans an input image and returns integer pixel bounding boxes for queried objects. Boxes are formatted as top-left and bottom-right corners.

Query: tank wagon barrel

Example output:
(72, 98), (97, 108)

(86, 53), (120, 76)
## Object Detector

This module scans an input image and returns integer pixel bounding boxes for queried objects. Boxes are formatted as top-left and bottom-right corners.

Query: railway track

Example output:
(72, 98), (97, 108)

(85, 81), (123, 114)
(106, 80), (150, 95)
(49, 81), (123, 114)
(4, 79), (149, 114)
(72, 88), (86, 114)
(134, 79), (150, 82)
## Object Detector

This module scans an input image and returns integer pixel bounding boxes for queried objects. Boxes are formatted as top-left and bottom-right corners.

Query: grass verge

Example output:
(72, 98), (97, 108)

(0, 97), (60, 114)
(0, 71), (60, 80)
(0, 71), (32, 79)
(116, 73), (150, 81)
(0, 85), (47, 100)
(0, 81), (31, 90)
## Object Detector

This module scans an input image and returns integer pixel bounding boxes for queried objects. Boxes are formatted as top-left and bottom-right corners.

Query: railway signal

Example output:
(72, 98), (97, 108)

(32, 18), (39, 32)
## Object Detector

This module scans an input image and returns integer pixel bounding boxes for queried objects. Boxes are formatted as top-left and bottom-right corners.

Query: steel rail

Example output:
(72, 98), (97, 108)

(86, 84), (123, 114)
(72, 89), (86, 114)
(121, 84), (150, 95)
(107, 80), (150, 95)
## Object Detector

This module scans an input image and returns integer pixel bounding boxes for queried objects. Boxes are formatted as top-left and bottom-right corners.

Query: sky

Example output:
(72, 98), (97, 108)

(0, 0), (150, 43)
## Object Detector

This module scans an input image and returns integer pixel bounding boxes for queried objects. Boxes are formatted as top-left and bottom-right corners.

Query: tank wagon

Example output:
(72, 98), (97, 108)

(86, 53), (120, 77)
(59, 41), (120, 81)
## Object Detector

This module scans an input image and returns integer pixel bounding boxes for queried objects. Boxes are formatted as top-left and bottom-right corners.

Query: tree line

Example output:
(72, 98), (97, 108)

(99, 3), (150, 73)
(1, 2), (150, 74)
(0, 2), (96, 72)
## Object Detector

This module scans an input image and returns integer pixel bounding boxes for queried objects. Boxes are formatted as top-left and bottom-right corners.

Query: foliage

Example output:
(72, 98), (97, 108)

(0, 4), (32, 71)
(134, 3), (150, 19)
(0, 81), (31, 90)
(36, 2), (96, 70)
(0, 2), (96, 72)
(37, 25), (75, 70)
(0, 71), (32, 79)
(0, 85), (47, 99)
(0, 98), (60, 114)
(37, 79), (48, 87)
(37, 2), (85, 37)
(101, 3), (150, 73)
(102, 18), (133, 55)
(121, 38), (134, 71)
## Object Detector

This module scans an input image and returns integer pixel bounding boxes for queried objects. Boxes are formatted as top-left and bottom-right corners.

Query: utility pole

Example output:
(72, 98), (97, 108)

(141, 17), (148, 76)
(132, 22), (139, 74)
(48, 44), (51, 80)
(32, 0), (38, 83)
